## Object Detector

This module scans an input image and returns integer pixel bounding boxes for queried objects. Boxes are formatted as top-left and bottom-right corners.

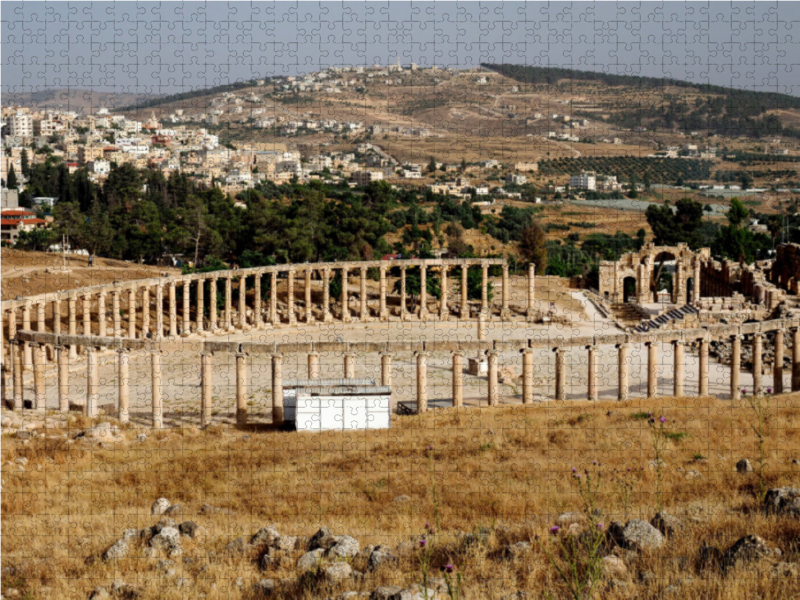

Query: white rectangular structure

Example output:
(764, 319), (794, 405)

(283, 379), (391, 432)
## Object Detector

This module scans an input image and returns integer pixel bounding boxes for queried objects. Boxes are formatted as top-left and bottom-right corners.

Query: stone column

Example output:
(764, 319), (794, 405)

(155, 284), (164, 339)
(731, 335), (742, 402)
(236, 353), (248, 426)
(379, 266), (388, 321)
(128, 289), (137, 338)
(254, 273), (262, 327)
(308, 352), (320, 380)
(340, 267), (350, 323)
(673, 341), (685, 397)
(400, 266), (407, 321)
(527, 263), (536, 321)
(53, 299), (62, 336)
(81, 295), (91, 354)
(305, 269), (313, 323)
(461, 265), (469, 319)
(416, 351), (428, 413)
(224, 276), (232, 330)
(452, 350), (464, 407)
(169, 281), (178, 337)
(239, 274), (247, 328)
(752, 334), (763, 393)
(343, 352), (355, 379)
(118, 349), (129, 424)
(12, 342), (23, 410)
(56, 345), (68, 412)
(419, 265), (429, 321)
(113, 291), (121, 337)
(209, 278), (218, 330)
(360, 266), (368, 321)
(272, 353), (284, 425)
(439, 266), (448, 320)
(201, 351), (213, 427)
(587, 345), (598, 401)
(182, 281), (191, 334)
(68, 298), (77, 358)
(481, 263), (489, 314)
(554, 347), (566, 401)
(380, 353), (393, 387)
(522, 348), (534, 404)
(270, 272), (278, 324)
(646, 341), (658, 399)
(286, 269), (296, 325)
(322, 268), (332, 323)
(151, 350), (163, 429)
(617, 343), (630, 401)
(36, 301), (46, 334)
(7, 308), (17, 347)
(97, 293), (107, 342)
(142, 287), (151, 338)
(693, 259), (701, 303)
(478, 312), (487, 341)
(487, 350), (499, 406)
(699, 338), (709, 396)
(196, 279), (205, 332)
(86, 347), (98, 418)
(792, 328), (800, 392)
(501, 264), (511, 320)
(32, 343), (45, 409)
(774, 330), (784, 394)
(22, 302), (32, 368)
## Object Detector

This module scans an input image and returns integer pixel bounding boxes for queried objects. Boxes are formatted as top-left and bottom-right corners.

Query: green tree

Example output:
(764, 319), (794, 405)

(518, 222), (548, 272)
(6, 164), (18, 189)
(20, 149), (29, 178)
(645, 198), (704, 248)
(727, 197), (749, 228)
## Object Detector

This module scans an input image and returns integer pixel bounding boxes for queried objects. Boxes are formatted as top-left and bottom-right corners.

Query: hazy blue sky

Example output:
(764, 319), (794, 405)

(2, 1), (799, 96)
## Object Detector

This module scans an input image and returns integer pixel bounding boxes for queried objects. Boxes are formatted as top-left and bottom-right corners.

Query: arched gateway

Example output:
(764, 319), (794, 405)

(599, 243), (710, 305)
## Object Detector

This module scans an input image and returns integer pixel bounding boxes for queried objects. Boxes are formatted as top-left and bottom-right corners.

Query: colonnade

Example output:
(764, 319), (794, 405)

(1, 259), (542, 370)
(7, 319), (800, 428)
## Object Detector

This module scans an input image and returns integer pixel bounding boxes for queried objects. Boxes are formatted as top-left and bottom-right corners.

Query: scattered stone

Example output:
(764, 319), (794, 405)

(370, 587), (403, 600)
(273, 535), (297, 551)
(650, 512), (684, 537)
(772, 562), (800, 578)
(556, 512), (585, 527)
(164, 504), (184, 516)
(322, 562), (353, 581)
(296, 548), (326, 572)
(685, 470), (702, 480)
(136, 434), (147, 443)
(723, 535), (775, 569)
(617, 520), (665, 552)
(395, 540), (417, 556)
(252, 579), (276, 596)
(329, 535), (360, 558)
(178, 521), (207, 540)
(151, 498), (171, 516)
(367, 545), (397, 570)
(14, 457), (28, 466)
(736, 459), (754, 474)
(122, 529), (140, 540)
(648, 459), (668, 471)
(602, 556), (628, 579)
(142, 547), (159, 559)
(15, 430), (32, 440)
(250, 525), (281, 548)
(154, 517), (176, 532)
(102, 538), (129, 561)
(156, 559), (174, 573)
(308, 526), (338, 551)
(503, 541), (531, 559)
(224, 537), (248, 554)
(764, 487), (800, 517)
(392, 495), (411, 503)
(235, 577), (245, 588)
(149, 527), (181, 551)
(199, 503), (233, 515)
(387, 584), (439, 600)
(88, 587), (110, 600)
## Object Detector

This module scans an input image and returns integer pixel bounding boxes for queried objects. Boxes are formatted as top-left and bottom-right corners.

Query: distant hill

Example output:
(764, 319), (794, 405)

(481, 63), (800, 138)
(2, 88), (161, 113)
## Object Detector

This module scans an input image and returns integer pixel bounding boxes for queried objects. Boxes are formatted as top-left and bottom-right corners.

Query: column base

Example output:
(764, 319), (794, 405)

(379, 311), (389, 322)
(419, 309), (430, 322)
(439, 312), (449, 322)
(323, 313), (333, 323)
(501, 309), (513, 321)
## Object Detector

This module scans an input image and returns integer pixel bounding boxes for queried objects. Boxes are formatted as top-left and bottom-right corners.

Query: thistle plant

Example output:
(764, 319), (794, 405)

(610, 466), (640, 521)
(744, 387), (771, 501)
(647, 413), (668, 512)
(537, 464), (607, 600)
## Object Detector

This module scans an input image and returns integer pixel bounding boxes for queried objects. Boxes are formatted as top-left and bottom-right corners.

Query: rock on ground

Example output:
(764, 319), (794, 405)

(650, 512), (684, 537)
(764, 487), (800, 517)
(736, 459), (754, 473)
(367, 546), (397, 570)
(296, 548), (326, 572)
(329, 535), (360, 558)
(617, 520), (665, 552)
(102, 539), (129, 561)
(150, 498), (171, 516)
(602, 556), (628, 579)
(322, 562), (353, 581)
(723, 535), (775, 569)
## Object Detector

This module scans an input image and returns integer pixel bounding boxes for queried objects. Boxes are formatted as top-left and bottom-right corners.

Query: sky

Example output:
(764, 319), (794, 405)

(2, 1), (800, 97)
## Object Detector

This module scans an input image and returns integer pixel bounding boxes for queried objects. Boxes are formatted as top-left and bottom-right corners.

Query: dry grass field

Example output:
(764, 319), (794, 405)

(4, 392), (800, 599)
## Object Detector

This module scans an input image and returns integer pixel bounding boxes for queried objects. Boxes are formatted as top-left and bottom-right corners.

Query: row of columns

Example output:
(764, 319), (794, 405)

(3, 263), (537, 365)
(8, 331), (800, 423)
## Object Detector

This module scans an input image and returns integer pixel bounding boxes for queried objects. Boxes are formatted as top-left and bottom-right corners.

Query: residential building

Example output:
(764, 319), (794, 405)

(569, 171), (597, 191)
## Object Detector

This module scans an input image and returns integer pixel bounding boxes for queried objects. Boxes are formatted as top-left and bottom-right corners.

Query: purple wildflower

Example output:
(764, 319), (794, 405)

(592, 460), (598, 465)
(572, 467), (577, 473)
(597, 523), (604, 530)
(659, 415), (667, 423)
(767, 388), (773, 394)
(742, 388), (747, 395)
(445, 564), (454, 573)
(550, 526), (560, 535)
(419, 539), (427, 547)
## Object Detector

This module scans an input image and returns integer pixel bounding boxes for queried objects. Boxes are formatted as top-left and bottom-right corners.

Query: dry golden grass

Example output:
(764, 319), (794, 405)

(4, 393), (800, 599)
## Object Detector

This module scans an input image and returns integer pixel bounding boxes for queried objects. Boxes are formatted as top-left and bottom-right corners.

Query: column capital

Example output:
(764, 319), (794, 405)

(486, 349), (498, 357)
(552, 346), (564, 354)
(271, 352), (284, 360)
(379, 351), (395, 358)
(198, 350), (214, 358)
(585, 344), (597, 351)
(616, 342), (630, 349)
(308, 350), (320, 357)
(453, 349), (467, 357)
(116, 347), (130, 354)
(414, 350), (429, 358)
(360, 265), (367, 273)
(671, 339), (684, 346)
(235, 352), (248, 359)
